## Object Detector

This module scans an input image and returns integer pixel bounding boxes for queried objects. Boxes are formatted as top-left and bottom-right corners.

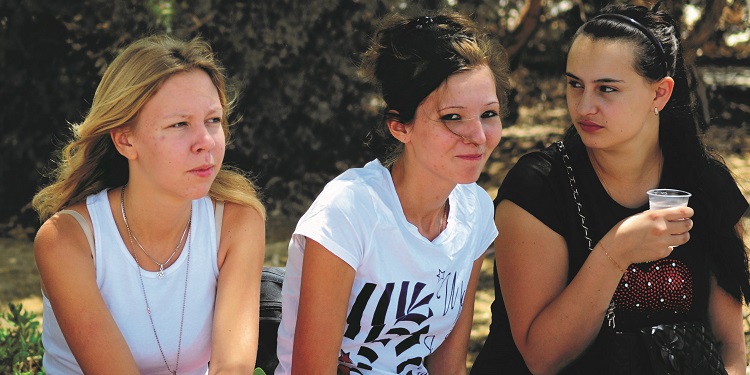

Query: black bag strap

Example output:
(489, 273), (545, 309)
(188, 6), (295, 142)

(556, 141), (617, 329)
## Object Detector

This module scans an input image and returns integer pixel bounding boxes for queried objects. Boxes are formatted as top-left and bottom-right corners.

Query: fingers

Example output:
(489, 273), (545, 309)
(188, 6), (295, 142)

(667, 216), (693, 234)
(661, 206), (693, 221)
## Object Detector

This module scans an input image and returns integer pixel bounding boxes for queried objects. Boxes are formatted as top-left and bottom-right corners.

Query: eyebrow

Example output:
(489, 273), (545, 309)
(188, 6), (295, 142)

(439, 101), (500, 111)
(565, 72), (624, 83)
(160, 107), (223, 120)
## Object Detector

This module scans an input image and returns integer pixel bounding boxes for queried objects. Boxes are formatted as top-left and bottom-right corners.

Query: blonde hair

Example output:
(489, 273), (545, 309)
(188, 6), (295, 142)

(33, 34), (265, 221)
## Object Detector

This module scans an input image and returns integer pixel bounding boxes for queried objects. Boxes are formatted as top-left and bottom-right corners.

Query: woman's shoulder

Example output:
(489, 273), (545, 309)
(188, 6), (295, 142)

(317, 161), (390, 206)
(221, 201), (265, 228)
(501, 142), (566, 188)
(703, 156), (738, 183)
(34, 201), (93, 262)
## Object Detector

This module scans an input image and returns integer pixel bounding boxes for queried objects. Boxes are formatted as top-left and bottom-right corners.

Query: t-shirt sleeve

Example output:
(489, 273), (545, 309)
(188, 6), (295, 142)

(293, 181), (374, 271)
(495, 151), (566, 236)
(710, 160), (749, 226)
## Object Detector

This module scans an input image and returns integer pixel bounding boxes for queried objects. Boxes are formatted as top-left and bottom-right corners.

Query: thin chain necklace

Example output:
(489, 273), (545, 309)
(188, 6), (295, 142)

(121, 185), (190, 375)
(438, 199), (449, 233)
(122, 194), (190, 279)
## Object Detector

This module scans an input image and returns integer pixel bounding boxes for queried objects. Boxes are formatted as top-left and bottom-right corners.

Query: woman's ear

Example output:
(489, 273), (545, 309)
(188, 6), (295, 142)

(653, 76), (675, 112)
(386, 111), (411, 144)
(111, 126), (137, 160)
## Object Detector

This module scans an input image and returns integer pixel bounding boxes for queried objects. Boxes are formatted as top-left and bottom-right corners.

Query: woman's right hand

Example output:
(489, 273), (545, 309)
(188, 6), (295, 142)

(601, 206), (693, 266)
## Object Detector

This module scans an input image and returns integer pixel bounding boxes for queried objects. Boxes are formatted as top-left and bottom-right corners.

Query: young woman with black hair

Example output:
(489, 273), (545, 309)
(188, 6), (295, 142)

(472, 4), (749, 374)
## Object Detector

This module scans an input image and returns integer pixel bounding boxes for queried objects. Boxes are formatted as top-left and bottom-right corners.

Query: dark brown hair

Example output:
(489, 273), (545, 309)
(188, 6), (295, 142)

(360, 11), (511, 165)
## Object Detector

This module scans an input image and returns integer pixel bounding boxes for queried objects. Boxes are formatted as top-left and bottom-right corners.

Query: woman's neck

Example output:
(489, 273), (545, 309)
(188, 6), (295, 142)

(588, 142), (663, 208)
(389, 159), (452, 241)
(112, 183), (193, 251)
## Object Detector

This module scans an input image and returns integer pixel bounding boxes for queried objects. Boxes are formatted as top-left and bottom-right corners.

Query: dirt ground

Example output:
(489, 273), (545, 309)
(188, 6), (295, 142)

(3, 121), (750, 370)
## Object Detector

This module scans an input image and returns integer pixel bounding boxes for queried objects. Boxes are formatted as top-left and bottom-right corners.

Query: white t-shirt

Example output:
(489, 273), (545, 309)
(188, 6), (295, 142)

(276, 160), (497, 374)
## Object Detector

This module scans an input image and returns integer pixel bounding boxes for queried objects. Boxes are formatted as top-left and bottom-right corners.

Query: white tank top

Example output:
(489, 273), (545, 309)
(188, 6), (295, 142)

(42, 189), (219, 374)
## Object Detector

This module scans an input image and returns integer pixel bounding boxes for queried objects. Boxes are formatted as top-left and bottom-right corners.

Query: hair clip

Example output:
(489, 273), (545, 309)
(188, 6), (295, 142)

(414, 16), (435, 29)
(591, 13), (669, 77)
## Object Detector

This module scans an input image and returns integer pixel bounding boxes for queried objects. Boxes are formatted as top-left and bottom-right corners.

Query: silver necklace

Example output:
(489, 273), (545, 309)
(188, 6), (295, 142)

(121, 185), (190, 375)
(438, 199), (449, 233)
(121, 189), (191, 279)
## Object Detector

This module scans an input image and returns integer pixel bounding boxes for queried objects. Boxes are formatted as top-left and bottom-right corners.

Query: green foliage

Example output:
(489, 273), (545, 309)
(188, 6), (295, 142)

(0, 303), (44, 374)
(0, 0), (162, 227)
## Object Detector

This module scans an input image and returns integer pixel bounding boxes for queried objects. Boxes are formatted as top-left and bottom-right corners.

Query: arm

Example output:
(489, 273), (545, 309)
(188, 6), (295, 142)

(425, 256), (484, 374)
(708, 274), (746, 375)
(34, 208), (140, 374)
(495, 200), (693, 374)
(210, 203), (266, 374)
(707, 221), (748, 375)
(291, 238), (356, 375)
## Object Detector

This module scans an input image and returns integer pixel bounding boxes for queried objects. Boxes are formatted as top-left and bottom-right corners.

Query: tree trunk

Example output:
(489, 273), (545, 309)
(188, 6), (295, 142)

(683, 0), (727, 64)
(505, 0), (544, 68)
(683, 0), (727, 128)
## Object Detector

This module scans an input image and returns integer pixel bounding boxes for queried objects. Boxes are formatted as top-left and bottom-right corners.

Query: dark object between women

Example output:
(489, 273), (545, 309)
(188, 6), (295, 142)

(591, 13), (669, 78)
(255, 267), (285, 374)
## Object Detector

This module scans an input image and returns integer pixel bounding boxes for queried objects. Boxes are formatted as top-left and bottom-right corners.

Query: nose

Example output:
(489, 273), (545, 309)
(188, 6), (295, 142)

(192, 124), (218, 153)
(460, 117), (487, 145)
(575, 90), (598, 116)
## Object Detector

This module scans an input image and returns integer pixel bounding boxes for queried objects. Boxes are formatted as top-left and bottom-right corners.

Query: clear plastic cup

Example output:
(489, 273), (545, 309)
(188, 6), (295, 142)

(647, 189), (691, 210)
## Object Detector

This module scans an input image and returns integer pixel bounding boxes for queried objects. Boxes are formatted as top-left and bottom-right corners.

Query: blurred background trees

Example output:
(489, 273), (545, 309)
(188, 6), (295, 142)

(1, 0), (748, 238)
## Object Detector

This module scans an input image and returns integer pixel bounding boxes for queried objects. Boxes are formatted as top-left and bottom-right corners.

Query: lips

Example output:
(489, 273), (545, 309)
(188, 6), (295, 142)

(456, 153), (483, 161)
(578, 120), (603, 133)
(189, 164), (214, 177)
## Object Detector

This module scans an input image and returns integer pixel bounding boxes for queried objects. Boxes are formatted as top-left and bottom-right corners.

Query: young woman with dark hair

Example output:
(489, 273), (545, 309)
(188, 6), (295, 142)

(275, 11), (511, 375)
(472, 4), (749, 374)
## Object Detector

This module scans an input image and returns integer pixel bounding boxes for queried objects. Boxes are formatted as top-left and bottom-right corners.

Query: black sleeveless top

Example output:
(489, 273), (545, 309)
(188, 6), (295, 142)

(471, 137), (748, 374)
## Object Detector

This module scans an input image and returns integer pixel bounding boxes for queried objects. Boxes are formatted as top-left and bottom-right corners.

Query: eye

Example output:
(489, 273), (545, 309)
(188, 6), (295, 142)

(171, 121), (188, 128)
(567, 80), (583, 89)
(599, 86), (616, 93)
(207, 117), (222, 125)
(481, 110), (498, 119)
(440, 113), (461, 121)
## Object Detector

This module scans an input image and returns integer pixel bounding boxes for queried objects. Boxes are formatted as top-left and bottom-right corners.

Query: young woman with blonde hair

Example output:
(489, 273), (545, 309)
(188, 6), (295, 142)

(33, 34), (265, 374)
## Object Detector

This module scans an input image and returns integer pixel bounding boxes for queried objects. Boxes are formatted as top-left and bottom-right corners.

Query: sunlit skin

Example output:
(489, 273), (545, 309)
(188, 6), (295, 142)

(121, 69), (226, 204)
(395, 64), (502, 188)
(566, 36), (662, 154)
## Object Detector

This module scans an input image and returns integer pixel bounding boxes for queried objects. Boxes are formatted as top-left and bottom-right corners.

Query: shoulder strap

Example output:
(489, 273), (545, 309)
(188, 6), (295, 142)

(556, 141), (592, 251)
(58, 209), (96, 260)
(557, 141), (618, 328)
(215, 200), (225, 243)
